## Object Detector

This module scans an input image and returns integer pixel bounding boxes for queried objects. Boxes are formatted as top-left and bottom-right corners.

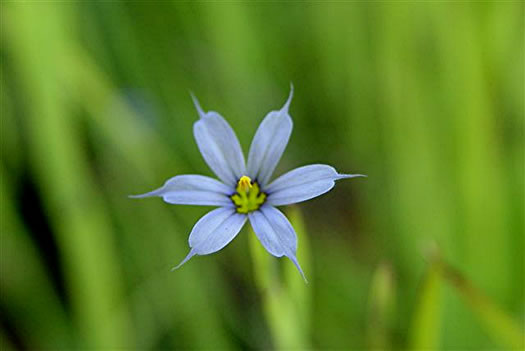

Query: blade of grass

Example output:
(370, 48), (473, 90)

(284, 206), (312, 343)
(367, 262), (396, 351)
(249, 207), (312, 350)
(7, 3), (134, 347)
(439, 256), (524, 349)
(0, 166), (74, 348)
(408, 251), (443, 350)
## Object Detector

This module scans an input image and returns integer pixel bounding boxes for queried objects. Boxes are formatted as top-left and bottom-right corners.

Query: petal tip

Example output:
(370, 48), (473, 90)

(128, 192), (156, 199)
(281, 83), (294, 113)
(190, 92), (206, 119)
(289, 255), (308, 283)
(172, 250), (196, 271)
(337, 173), (367, 180)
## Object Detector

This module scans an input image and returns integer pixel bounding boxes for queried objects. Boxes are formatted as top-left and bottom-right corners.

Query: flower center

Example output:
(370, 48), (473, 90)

(231, 176), (266, 214)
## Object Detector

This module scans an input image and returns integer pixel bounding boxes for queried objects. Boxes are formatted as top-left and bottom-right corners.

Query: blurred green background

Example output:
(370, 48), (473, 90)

(1, 2), (524, 350)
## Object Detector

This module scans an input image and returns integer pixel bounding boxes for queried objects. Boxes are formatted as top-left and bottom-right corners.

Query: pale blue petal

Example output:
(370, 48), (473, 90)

(174, 207), (247, 269)
(265, 164), (365, 206)
(246, 86), (293, 187)
(192, 94), (246, 187)
(129, 174), (233, 206)
(248, 205), (307, 282)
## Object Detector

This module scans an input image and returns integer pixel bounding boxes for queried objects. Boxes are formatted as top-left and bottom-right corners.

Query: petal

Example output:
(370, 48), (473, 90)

(246, 85), (293, 187)
(265, 164), (365, 206)
(192, 94), (246, 187)
(129, 174), (233, 206)
(174, 207), (247, 269)
(248, 205), (307, 281)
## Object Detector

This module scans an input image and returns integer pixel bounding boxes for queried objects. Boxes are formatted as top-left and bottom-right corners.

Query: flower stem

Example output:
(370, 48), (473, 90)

(249, 207), (312, 350)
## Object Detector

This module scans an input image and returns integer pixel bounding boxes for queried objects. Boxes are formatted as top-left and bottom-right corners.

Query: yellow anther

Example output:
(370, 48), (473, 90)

(231, 177), (266, 214)
(238, 175), (252, 192)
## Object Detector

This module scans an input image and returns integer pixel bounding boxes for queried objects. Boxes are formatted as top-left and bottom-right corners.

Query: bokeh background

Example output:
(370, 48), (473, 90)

(1, 2), (524, 350)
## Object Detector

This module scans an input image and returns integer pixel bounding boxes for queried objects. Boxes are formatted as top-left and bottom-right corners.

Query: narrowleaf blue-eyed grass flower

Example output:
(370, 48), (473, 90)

(131, 86), (364, 281)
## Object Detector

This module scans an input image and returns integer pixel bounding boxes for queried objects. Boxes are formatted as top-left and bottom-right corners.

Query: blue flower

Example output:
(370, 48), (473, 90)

(131, 86), (364, 281)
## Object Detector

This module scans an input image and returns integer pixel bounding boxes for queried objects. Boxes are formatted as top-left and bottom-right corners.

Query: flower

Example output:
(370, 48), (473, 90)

(131, 86), (364, 281)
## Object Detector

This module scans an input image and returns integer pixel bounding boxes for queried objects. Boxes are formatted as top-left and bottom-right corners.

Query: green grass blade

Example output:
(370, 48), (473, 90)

(408, 255), (443, 350)
(367, 262), (396, 350)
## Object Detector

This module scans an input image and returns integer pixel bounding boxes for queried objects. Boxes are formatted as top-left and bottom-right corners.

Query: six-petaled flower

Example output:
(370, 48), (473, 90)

(131, 86), (364, 281)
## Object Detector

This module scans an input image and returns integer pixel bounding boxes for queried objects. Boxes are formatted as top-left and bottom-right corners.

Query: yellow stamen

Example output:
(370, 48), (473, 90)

(231, 176), (266, 214)
(238, 175), (252, 192)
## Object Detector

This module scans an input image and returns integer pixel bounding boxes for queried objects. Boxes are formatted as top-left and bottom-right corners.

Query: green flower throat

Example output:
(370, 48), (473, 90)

(231, 176), (266, 214)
